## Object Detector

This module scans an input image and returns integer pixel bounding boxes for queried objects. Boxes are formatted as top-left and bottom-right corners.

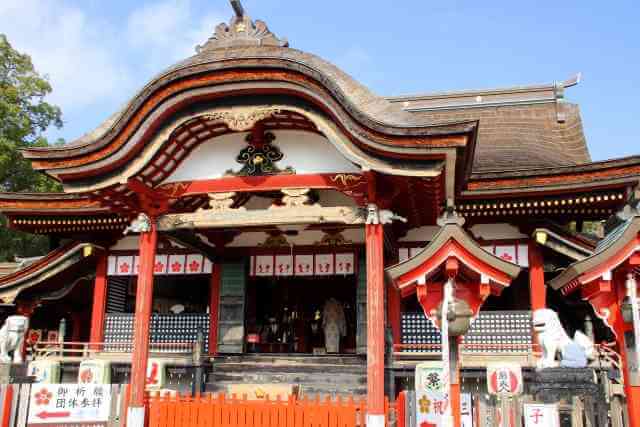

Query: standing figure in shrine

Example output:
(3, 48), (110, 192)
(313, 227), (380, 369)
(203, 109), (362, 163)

(322, 298), (346, 353)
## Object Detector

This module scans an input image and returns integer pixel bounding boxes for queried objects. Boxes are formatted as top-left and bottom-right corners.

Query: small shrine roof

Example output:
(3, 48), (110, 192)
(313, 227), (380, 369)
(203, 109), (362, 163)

(0, 242), (101, 303)
(549, 207), (640, 292)
(386, 211), (522, 289)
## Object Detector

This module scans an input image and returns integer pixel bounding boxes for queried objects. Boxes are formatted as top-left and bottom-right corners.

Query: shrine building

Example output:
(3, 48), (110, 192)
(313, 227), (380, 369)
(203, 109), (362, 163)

(2, 2), (640, 427)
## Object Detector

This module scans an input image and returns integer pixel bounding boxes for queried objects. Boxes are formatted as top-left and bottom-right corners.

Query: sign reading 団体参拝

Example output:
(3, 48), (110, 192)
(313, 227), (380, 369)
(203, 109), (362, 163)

(524, 404), (560, 427)
(27, 384), (111, 426)
(415, 362), (448, 427)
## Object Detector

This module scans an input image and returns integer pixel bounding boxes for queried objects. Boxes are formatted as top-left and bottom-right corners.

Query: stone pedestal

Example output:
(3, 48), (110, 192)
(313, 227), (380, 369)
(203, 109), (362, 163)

(529, 368), (608, 426)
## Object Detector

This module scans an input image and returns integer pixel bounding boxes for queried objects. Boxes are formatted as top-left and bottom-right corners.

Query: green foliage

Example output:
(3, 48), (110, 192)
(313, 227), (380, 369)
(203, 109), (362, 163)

(0, 34), (64, 261)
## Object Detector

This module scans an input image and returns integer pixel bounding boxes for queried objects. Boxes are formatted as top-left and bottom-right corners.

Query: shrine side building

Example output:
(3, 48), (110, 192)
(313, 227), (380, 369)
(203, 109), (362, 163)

(2, 5), (640, 427)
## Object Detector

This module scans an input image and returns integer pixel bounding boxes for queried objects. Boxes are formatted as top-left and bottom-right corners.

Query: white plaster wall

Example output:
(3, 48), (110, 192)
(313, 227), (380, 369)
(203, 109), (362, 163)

(469, 223), (527, 240)
(163, 130), (360, 184)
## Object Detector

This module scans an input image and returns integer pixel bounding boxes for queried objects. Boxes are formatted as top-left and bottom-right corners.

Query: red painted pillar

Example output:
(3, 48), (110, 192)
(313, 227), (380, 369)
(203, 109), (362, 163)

(387, 282), (401, 348)
(209, 263), (221, 355)
(366, 223), (385, 427)
(89, 254), (108, 346)
(128, 220), (157, 427)
(528, 241), (546, 311)
(614, 277), (640, 427)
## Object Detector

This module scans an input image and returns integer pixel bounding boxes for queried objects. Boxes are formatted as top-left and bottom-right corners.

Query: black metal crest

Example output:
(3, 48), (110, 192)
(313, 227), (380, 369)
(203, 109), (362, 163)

(229, 130), (293, 176)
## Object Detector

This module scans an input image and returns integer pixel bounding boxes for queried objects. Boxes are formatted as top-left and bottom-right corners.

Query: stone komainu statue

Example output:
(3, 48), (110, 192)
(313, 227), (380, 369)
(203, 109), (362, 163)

(0, 315), (29, 364)
(533, 308), (595, 369)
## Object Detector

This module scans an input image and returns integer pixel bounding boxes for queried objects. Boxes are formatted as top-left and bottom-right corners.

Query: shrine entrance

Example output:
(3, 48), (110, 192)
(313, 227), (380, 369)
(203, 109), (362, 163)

(244, 275), (358, 354)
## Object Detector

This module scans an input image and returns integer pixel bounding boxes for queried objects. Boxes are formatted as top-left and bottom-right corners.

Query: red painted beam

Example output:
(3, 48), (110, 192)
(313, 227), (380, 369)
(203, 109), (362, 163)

(89, 254), (108, 345)
(581, 279), (612, 301)
(209, 264), (221, 355)
(129, 221), (158, 411)
(365, 223), (385, 423)
(156, 173), (366, 199)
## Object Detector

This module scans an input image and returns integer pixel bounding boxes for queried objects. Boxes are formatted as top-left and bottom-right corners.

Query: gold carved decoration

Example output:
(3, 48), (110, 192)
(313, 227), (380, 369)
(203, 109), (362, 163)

(278, 188), (315, 208)
(330, 174), (363, 187)
(204, 108), (281, 132)
(199, 192), (244, 213)
(259, 234), (289, 248)
(315, 231), (353, 247)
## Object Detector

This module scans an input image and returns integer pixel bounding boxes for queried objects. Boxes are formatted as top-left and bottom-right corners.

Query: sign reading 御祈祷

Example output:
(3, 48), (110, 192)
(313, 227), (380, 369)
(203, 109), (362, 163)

(27, 384), (111, 426)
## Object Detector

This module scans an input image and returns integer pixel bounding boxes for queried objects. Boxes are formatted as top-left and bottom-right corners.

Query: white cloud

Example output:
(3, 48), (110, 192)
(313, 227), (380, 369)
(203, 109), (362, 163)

(126, 0), (225, 72)
(0, 0), (226, 136)
(0, 0), (132, 110)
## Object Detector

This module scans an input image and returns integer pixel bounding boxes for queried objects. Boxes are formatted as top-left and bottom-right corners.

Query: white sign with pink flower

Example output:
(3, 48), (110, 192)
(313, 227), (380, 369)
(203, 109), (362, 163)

(28, 384), (111, 425)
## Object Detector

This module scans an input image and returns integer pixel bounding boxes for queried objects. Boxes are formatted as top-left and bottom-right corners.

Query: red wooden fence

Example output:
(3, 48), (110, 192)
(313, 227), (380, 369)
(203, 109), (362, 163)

(148, 393), (393, 427)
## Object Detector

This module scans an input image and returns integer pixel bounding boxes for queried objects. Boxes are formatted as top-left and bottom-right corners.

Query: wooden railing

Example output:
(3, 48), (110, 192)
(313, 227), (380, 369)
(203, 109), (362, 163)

(148, 393), (393, 427)
(29, 341), (195, 360)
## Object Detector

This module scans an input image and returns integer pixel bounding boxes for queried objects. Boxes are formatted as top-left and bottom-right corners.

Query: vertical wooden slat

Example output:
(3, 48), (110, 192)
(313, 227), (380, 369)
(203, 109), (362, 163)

(120, 384), (131, 427)
(15, 384), (31, 427)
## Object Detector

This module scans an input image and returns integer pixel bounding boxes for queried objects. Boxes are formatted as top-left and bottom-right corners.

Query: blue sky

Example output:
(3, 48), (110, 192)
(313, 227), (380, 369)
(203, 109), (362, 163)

(2, 0), (639, 161)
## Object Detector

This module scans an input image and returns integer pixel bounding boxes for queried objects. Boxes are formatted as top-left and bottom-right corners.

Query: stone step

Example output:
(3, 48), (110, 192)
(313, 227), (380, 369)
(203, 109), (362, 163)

(211, 355), (365, 366)
(207, 354), (367, 398)
(205, 382), (367, 398)
(211, 363), (366, 375)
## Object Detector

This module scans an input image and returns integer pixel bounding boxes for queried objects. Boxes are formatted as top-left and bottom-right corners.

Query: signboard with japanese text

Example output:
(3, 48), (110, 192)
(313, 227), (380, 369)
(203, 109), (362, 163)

(460, 393), (474, 427)
(415, 362), (448, 427)
(524, 404), (560, 427)
(487, 363), (523, 396)
(27, 384), (111, 426)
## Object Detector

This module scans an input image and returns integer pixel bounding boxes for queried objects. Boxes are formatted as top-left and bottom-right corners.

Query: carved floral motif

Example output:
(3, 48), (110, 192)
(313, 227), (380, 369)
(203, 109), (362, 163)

(204, 108), (281, 132)
(195, 6), (288, 52)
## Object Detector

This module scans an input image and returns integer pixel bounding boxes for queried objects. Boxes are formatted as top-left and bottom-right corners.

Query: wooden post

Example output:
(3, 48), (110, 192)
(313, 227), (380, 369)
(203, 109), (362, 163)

(90, 254), (108, 345)
(620, 331), (640, 427)
(528, 241), (546, 311)
(127, 221), (158, 427)
(450, 337), (462, 427)
(209, 264), (221, 355)
(387, 282), (401, 347)
(366, 222), (385, 427)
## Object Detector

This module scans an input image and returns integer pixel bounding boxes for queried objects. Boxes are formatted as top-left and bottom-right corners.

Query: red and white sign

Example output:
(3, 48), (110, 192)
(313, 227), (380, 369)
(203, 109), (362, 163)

(524, 404), (560, 427)
(27, 384), (111, 426)
(250, 252), (357, 277)
(460, 393), (474, 427)
(315, 253), (334, 276)
(108, 254), (212, 276)
(294, 254), (314, 276)
(335, 253), (355, 275)
(275, 255), (294, 276)
(255, 255), (275, 276)
(483, 244), (529, 267)
(415, 362), (448, 427)
(487, 363), (523, 396)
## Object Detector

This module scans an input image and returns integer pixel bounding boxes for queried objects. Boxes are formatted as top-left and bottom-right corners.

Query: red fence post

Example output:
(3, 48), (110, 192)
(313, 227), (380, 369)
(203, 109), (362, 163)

(1, 385), (14, 427)
(396, 392), (406, 427)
